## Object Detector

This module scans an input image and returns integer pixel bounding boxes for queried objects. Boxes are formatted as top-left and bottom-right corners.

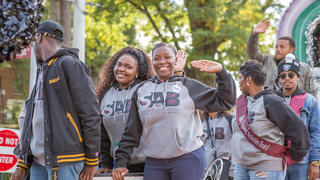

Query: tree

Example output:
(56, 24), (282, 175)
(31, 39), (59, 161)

(49, 0), (73, 47)
(184, 0), (282, 81)
(89, 0), (284, 84)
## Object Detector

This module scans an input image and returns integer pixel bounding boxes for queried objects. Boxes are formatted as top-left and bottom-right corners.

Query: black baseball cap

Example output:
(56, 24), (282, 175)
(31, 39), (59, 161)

(278, 53), (300, 76)
(37, 20), (64, 42)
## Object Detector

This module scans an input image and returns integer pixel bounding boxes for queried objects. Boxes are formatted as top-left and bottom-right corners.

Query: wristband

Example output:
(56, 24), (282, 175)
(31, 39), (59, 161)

(311, 161), (320, 167)
(174, 71), (185, 76)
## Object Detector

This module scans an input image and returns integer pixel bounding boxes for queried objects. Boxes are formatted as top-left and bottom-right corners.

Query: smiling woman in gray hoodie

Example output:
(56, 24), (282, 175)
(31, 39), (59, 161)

(112, 43), (236, 180)
(96, 47), (154, 173)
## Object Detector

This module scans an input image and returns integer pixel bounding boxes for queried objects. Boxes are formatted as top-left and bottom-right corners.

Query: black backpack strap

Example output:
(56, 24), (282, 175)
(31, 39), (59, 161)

(205, 113), (217, 158)
(225, 114), (233, 132)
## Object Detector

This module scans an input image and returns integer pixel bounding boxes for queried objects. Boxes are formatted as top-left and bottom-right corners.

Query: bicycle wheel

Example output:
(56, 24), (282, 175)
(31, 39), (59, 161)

(204, 158), (224, 180)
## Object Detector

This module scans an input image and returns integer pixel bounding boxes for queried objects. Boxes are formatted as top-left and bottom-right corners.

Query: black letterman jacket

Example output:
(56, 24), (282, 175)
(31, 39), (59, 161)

(16, 48), (101, 169)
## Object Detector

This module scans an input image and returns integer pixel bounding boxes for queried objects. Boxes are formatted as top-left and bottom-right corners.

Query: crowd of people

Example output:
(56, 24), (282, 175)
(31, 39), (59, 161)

(9, 18), (320, 180)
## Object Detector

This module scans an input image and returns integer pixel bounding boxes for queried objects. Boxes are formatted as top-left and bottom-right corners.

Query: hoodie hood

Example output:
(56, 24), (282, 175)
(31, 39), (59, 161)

(112, 79), (142, 90)
(99, 79), (143, 103)
(151, 75), (182, 84)
(253, 88), (284, 100)
(50, 48), (79, 60)
(289, 87), (305, 96)
(37, 48), (80, 65)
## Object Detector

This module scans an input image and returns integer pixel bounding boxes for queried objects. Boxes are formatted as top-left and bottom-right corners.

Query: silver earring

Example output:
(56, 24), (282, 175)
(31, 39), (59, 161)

(246, 82), (249, 86)
(136, 75), (138, 78)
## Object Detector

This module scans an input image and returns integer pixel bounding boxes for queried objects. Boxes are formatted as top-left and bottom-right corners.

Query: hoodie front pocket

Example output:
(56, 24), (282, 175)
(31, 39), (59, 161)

(67, 113), (83, 143)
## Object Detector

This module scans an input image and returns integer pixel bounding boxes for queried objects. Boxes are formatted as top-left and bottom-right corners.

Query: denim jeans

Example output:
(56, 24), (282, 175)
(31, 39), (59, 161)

(30, 161), (84, 180)
(284, 162), (309, 180)
(234, 165), (285, 180)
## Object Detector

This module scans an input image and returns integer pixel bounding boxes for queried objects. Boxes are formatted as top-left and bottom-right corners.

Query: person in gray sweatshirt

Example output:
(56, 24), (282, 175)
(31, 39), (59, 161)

(231, 60), (310, 180)
(112, 43), (236, 180)
(96, 47), (154, 173)
(96, 47), (186, 173)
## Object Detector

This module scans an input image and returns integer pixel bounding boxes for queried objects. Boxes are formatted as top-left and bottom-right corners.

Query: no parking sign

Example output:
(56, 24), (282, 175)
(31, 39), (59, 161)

(0, 128), (20, 173)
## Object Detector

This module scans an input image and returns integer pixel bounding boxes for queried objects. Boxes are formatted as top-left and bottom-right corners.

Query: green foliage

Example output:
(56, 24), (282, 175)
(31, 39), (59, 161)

(5, 99), (24, 124)
(86, 0), (284, 83)
(11, 59), (30, 99)
(85, 0), (142, 83)
(184, 0), (283, 80)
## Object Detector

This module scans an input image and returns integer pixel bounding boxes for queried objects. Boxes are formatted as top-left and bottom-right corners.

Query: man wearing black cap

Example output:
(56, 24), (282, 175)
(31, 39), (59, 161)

(10, 20), (101, 180)
(278, 55), (320, 180)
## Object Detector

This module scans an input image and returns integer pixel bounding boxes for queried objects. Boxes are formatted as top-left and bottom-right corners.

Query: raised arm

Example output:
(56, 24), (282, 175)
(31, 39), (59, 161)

(247, 19), (270, 64)
(185, 60), (236, 112)
(174, 50), (187, 76)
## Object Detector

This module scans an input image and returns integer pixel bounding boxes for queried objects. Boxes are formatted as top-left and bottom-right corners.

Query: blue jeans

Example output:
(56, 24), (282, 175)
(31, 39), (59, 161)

(234, 165), (285, 180)
(144, 147), (205, 180)
(30, 161), (84, 180)
(284, 163), (309, 180)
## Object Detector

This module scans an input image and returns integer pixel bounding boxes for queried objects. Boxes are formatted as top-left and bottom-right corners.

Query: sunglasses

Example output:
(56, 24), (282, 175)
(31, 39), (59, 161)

(279, 72), (295, 79)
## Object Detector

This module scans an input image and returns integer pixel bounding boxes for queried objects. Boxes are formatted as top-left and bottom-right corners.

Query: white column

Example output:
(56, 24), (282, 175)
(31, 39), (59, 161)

(73, 0), (85, 62)
(29, 48), (37, 94)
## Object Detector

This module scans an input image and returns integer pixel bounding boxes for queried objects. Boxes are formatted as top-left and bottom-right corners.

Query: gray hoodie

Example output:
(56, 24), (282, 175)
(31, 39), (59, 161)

(100, 83), (145, 167)
(115, 68), (236, 168)
(231, 89), (310, 171)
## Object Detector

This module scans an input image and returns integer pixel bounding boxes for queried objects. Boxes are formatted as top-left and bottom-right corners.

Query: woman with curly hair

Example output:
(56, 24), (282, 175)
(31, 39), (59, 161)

(96, 47), (153, 174)
(96, 46), (186, 174)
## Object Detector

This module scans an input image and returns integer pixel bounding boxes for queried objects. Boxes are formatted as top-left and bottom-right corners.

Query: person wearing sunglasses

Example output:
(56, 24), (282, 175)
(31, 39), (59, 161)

(277, 56), (320, 180)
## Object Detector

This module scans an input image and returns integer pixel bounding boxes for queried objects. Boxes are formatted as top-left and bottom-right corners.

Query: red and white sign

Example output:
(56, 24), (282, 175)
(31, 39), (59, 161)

(0, 128), (20, 173)
(0, 154), (18, 171)
(0, 129), (19, 147)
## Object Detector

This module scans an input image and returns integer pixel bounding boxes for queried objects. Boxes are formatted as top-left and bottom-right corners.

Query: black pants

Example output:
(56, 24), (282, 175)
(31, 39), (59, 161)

(127, 162), (145, 173)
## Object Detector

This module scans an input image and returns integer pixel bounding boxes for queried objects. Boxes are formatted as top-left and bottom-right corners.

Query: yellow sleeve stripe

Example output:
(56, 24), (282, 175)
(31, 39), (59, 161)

(85, 161), (98, 166)
(57, 157), (85, 163)
(85, 157), (98, 162)
(17, 163), (28, 169)
(57, 153), (85, 159)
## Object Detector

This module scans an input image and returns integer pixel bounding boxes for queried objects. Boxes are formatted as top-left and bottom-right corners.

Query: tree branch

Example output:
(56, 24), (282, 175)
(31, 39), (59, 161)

(125, 0), (167, 42)
(261, 0), (274, 12)
(154, 3), (181, 49)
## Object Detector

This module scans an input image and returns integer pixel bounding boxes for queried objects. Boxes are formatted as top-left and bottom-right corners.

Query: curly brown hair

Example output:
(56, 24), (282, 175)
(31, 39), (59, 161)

(95, 47), (154, 99)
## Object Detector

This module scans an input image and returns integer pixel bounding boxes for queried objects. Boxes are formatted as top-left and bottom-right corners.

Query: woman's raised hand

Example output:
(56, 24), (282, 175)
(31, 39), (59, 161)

(174, 50), (187, 72)
(190, 60), (223, 73)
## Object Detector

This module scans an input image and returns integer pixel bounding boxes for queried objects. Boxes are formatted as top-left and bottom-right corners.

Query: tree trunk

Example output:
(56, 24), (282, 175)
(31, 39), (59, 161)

(184, 0), (221, 86)
(49, 0), (72, 47)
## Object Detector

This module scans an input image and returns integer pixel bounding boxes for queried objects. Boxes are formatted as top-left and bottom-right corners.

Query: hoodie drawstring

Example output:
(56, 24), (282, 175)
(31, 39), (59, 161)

(113, 88), (119, 123)
(113, 86), (131, 123)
